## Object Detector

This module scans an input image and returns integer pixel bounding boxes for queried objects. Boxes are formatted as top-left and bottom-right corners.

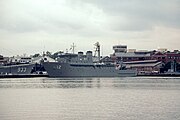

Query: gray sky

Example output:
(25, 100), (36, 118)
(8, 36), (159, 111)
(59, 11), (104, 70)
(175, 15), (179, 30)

(0, 0), (180, 56)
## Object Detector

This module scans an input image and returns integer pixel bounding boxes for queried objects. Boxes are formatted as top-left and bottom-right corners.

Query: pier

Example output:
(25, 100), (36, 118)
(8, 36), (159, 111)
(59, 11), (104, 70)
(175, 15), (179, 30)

(0, 74), (48, 78)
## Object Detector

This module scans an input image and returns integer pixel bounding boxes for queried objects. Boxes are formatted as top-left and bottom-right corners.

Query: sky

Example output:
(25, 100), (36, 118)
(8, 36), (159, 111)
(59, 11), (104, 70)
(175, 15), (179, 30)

(0, 0), (180, 56)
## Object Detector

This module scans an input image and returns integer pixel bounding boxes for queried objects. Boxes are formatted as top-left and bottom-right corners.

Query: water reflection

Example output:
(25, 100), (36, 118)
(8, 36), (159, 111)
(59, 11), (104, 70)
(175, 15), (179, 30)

(0, 77), (180, 89)
(0, 77), (101, 89)
(0, 77), (180, 120)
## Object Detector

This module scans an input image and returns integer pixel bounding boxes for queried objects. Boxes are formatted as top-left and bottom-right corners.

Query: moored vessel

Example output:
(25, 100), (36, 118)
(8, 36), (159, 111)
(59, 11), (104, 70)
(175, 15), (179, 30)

(43, 42), (137, 77)
(0, 63), (35, 75)
(0, 56), (35, 75)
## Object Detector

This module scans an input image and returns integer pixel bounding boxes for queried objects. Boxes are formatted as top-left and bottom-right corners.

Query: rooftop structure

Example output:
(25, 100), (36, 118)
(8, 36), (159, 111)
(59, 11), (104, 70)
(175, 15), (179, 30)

(157, 48), (167, 53)
(111, 44), (152, 62)
(113, 45), (127, 53)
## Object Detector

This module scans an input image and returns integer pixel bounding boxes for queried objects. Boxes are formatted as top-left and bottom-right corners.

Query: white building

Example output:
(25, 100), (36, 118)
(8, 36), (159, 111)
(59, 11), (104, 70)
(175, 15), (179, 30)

(113, 45), (127, 53)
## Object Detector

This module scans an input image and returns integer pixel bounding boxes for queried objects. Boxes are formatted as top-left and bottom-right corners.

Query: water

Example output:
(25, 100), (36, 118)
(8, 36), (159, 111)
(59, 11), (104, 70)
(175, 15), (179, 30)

(0, 77), (180, 120)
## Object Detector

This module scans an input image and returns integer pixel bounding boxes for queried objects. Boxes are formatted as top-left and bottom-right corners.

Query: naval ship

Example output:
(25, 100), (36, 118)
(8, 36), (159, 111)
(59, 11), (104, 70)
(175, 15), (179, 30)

(0, 63), (35, 75)
(0, 56), (35, 75)
(43, 42), (137, 77)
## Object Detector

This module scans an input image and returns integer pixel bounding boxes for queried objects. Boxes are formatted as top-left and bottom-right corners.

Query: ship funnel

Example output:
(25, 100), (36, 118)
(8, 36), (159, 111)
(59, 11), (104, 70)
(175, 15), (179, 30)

(78, 52), (83, 55)
(78, 52), (84, 61)
(86, 51), (93, 63)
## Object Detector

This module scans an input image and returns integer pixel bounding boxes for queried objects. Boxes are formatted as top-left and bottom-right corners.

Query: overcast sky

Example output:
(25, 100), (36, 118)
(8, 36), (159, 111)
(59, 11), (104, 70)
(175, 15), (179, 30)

(0, 0), (180, 56)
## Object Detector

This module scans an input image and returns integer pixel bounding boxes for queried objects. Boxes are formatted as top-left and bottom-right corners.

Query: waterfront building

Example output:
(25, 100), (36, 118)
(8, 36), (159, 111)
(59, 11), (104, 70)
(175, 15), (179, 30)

(110, 44), (180, 64)
(110, 45), (152, 62)
(151, 52), (167, 63)
(0, 55), (9, 65)
(109, 44), (180, 73)
(157, 48), (167, 53)
(152, 51), (180, 63)
(113, 45), (127, 53)
(0, 55), (3, 64)
(125, 60), (163, 75)
(165, 52), (180, 63)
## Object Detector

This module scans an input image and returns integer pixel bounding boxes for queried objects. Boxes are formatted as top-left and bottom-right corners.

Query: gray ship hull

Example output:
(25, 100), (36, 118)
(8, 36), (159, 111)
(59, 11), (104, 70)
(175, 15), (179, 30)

(43, 62), (137, 77)
(0, 63), (35, 75)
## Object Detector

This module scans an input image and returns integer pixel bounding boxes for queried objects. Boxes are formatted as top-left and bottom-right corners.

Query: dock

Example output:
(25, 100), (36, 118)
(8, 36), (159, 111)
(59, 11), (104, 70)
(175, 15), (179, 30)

(0, 74), (49, 78)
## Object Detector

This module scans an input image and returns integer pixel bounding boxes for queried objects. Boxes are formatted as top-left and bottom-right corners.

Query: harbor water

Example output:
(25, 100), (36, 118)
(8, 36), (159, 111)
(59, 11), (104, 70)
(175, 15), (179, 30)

(0, 77), (180, 120)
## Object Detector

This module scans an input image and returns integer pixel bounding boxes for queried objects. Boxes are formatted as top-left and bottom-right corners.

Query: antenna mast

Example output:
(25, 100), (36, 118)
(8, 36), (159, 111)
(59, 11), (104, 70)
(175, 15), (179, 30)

(94, 42), (100, 61)
(70, 43), (76, 54)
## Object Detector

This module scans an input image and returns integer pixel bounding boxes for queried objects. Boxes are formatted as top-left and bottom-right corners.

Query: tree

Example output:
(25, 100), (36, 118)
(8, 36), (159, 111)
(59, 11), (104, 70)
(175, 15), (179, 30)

(46, 51), (52, 56)
(52, 51), (64, 59)
(33, 53), (40, 58)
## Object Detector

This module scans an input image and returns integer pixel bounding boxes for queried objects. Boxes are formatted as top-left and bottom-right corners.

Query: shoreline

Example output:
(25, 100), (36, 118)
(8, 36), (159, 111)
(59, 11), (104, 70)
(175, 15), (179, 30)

(1, 74), (180, 78)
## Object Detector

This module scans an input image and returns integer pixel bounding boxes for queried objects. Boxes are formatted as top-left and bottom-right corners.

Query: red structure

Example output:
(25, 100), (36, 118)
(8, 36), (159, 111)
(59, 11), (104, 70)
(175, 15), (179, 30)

(110, 44), (180, 64)
(152, 52), (180, 63)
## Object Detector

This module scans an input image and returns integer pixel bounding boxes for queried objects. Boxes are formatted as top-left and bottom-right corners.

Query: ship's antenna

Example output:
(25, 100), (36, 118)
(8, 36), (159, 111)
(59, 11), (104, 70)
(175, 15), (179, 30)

(101, 45), (103, 57)
(42, 39), (45, 57)
(70, 43), (76, 54)
(94, 42), (100, 61)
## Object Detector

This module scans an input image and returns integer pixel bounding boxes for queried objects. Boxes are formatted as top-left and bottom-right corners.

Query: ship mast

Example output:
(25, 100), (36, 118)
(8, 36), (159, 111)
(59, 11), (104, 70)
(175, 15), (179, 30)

(70, 43), (76, 54)
(94, 42), (100, 61)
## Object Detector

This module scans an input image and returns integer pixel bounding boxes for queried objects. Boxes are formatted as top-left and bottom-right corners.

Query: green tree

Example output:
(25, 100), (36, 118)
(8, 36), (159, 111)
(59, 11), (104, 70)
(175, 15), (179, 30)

(33, 53), (40, 58)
